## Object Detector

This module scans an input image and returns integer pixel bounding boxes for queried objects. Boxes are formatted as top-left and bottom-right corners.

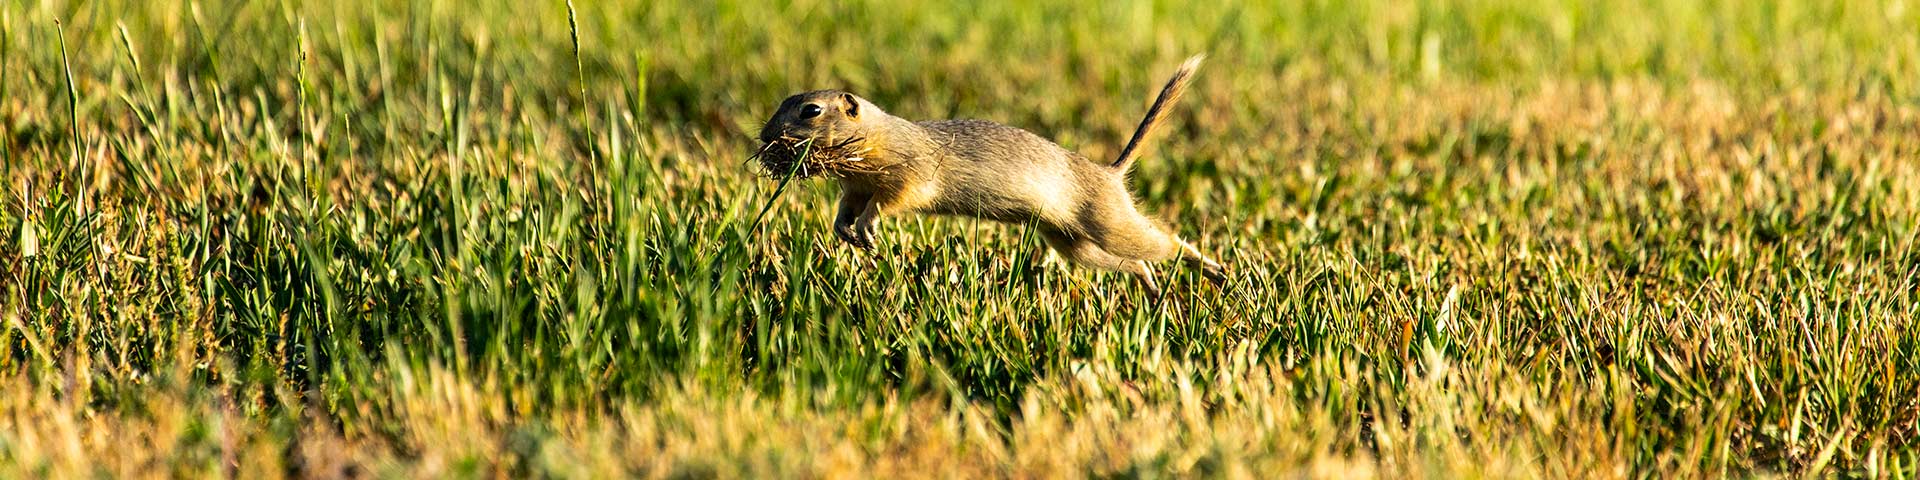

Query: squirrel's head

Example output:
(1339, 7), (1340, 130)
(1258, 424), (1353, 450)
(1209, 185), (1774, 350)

(758, 90), (877, 145)
(754, 90), (894, 178)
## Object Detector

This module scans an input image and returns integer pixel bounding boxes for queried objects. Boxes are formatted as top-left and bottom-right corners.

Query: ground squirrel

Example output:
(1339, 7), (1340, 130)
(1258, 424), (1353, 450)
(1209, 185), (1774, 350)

(754, 55), (1227, 296)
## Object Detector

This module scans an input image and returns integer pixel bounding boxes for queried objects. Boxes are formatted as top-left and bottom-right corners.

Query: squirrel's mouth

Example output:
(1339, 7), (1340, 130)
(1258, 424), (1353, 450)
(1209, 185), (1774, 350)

(751, 135), (882, 179)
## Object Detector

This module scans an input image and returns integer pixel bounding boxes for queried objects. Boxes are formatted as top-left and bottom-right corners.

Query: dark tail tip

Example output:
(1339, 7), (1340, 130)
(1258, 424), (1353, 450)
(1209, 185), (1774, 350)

(1111, 54), (1205, 170)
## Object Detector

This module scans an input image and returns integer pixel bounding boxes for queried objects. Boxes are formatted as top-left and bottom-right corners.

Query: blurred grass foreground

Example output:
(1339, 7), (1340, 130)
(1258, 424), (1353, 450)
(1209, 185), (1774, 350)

(3, 0), (1919, 477)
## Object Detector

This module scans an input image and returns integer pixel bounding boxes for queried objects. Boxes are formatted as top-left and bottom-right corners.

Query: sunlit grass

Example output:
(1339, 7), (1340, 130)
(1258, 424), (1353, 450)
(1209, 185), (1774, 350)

(2, 0), (1917, 477)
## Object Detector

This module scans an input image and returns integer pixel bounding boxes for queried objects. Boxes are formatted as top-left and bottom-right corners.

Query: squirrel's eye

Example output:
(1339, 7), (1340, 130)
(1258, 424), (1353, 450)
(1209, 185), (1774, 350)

(799, 104), (823, 119)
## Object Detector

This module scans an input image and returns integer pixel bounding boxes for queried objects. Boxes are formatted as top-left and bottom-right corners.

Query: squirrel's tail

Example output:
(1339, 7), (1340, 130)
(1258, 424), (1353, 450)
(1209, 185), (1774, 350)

(1110, 54), (1203, 171)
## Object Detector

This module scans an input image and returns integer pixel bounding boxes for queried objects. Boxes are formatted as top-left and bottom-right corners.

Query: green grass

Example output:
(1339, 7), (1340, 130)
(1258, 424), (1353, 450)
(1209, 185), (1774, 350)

(3, 0), (1918, 477)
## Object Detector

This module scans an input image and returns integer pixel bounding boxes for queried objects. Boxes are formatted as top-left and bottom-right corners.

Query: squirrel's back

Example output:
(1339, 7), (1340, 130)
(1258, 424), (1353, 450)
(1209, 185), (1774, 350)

(913, 119), (1100, 224)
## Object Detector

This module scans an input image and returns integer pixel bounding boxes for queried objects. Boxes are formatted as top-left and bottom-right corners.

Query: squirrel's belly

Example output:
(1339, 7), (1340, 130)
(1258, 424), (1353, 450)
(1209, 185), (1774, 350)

(923, 172), (1075, 225)
(876, 179), (943, 214)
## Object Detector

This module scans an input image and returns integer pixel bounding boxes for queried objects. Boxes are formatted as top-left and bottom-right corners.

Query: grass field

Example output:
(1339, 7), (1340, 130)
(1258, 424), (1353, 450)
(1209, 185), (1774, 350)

(4, 0), (1919, 477)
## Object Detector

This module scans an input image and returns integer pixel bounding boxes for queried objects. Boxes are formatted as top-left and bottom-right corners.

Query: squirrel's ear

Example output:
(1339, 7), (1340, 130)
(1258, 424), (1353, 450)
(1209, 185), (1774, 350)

(841, 93), (860, 118)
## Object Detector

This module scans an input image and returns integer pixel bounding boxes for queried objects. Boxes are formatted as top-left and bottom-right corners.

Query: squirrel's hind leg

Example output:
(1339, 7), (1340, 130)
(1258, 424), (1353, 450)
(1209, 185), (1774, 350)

(1039, 228), (1162, 297)
(1174, 238), (1228, 286)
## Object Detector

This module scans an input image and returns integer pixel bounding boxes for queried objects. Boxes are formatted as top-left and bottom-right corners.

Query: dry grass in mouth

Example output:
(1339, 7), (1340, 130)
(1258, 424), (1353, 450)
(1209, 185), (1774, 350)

(751, 135), (884, 179)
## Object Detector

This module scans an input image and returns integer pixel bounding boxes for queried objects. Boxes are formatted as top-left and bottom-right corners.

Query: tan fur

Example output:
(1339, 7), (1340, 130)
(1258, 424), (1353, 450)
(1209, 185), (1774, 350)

(755, 56), (1226, 296)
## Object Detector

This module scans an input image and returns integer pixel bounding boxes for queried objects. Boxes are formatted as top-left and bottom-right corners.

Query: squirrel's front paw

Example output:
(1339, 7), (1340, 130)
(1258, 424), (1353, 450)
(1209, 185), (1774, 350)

(836, 224), (875, 251)
(851, 230), (876, 251)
